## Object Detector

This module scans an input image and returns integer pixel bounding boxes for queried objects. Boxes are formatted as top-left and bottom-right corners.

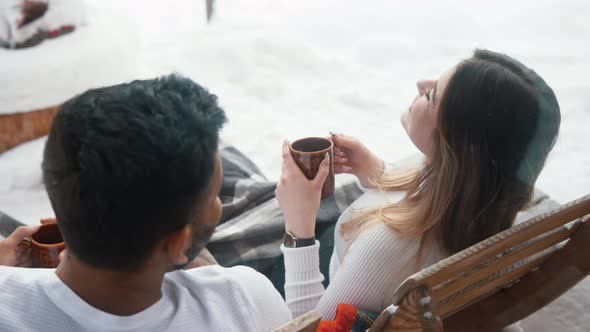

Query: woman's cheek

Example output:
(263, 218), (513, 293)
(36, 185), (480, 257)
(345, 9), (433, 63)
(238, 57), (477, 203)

(401, 110), (410, 132)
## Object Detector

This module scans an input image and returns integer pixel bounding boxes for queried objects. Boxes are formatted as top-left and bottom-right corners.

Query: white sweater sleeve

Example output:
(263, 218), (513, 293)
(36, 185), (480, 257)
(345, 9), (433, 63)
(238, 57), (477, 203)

(281, 242), (325, 318)
(282, 225), (420, 320)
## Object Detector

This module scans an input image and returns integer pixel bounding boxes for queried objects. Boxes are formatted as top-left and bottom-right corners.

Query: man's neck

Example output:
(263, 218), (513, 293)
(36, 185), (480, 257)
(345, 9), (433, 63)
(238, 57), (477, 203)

(55, 254), (166, 316)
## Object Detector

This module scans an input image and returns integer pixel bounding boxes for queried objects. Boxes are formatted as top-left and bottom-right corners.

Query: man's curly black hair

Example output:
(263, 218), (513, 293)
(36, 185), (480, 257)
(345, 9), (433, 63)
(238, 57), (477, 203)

(42, 74), (227, 271)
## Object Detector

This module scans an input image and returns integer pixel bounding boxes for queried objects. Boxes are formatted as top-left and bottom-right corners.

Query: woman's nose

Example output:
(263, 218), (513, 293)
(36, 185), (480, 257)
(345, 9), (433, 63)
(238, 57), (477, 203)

(417, 80), (434, 96)
(416, 81), (426, 96)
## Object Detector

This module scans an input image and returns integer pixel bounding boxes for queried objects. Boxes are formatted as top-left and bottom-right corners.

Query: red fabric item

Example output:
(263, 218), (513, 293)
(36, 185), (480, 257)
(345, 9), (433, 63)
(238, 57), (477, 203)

(317, 320), (336, 332)
(317, 304), (357, 332)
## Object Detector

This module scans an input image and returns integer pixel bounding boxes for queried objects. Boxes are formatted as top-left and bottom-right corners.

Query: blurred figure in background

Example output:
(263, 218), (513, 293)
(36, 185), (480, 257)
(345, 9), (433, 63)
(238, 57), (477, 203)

(0, 0), (85, 49)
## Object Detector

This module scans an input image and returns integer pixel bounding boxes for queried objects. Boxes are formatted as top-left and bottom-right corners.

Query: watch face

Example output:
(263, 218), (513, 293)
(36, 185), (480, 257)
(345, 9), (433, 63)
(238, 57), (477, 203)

(283, 232), (296, 248)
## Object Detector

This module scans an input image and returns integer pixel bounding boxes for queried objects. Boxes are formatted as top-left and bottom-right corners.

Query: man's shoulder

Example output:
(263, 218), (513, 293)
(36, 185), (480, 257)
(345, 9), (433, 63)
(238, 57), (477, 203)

(0, 266), (59, 329)
(0, 265), (55, 284)
(0, 266), (56, 302)
(166, 265), (272, 295)
(192, 264), (262, 277)
(173, 266), (292, 331)
(165, 265), (291, 330)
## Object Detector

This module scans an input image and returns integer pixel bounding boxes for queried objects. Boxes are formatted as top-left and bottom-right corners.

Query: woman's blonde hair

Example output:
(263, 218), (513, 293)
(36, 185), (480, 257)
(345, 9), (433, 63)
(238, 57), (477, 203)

(341, 49), (561, 257)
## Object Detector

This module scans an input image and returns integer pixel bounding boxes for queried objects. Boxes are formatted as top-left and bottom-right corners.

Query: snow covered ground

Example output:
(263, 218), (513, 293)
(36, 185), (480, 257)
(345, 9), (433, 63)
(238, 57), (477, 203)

(0, 0), (588, 330)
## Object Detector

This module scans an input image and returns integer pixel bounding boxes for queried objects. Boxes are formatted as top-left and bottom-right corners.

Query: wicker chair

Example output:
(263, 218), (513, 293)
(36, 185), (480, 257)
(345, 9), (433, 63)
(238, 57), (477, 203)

(0, 105), (59, 153)
(274, 194), (590, 332)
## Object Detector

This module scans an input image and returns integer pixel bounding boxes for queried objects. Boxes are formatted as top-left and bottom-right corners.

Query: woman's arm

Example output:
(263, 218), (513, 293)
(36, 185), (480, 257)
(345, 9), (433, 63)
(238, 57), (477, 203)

(282, 223), (420, 320)
(275, 138), (329, 317)
(315, 225), (419, 319)
(282, 241), (325, 318)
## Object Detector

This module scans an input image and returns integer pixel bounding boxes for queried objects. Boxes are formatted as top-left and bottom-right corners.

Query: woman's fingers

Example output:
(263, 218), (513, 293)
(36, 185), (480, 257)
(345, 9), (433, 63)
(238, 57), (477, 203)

(330, 133), (353, 159)
(334, 164), (353, 174)
(281, 140), (297, 171)
(333, 147), (348, 158)
(312, 156), (330, 187)
(333, 155), (348, 164)
(330, 132), (357, 150)
(281, 139), (305, 178)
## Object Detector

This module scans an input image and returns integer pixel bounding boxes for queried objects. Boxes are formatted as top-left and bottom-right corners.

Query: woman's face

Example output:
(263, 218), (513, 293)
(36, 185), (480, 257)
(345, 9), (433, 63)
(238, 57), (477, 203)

(402, 67), (455, 156)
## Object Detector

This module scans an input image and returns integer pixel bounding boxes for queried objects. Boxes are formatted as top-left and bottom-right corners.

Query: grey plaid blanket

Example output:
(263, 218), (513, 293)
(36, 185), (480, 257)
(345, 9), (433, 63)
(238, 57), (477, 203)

(0, 143), (365, 269)
(0, 211), (21, 240)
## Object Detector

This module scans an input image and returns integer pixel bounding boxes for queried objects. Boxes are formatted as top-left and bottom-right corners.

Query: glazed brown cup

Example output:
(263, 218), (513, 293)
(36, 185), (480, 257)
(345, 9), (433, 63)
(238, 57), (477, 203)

(22, 222), (65, 268)
(290, 137), (335, 199)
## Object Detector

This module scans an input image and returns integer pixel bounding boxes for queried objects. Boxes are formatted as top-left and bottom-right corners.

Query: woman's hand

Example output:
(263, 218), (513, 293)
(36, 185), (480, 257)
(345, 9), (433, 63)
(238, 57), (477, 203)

(330, 133), (384, 188)
(276, 140), (330, 239)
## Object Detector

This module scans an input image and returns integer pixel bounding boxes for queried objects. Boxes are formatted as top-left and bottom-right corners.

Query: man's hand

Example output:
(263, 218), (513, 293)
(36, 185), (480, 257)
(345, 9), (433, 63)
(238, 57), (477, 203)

(0, 218), (59, 267)
(0, 225), (40, 267)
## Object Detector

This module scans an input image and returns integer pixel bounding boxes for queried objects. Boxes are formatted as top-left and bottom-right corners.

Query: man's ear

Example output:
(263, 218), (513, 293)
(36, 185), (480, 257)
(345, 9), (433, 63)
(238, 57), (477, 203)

(164, 226), (191, 266)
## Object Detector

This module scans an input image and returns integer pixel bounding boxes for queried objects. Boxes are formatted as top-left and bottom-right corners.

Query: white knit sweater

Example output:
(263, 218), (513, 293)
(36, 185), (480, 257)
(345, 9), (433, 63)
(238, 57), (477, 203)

(0, 265), (292, 331)
(282, 185), (448, 320)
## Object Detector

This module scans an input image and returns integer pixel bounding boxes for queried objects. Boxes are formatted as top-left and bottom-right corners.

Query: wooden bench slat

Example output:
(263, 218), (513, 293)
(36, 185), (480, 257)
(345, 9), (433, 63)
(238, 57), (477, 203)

(437, 249), (556, 318)
(413, 195), (590, 289)
(431, 222), (578, 301)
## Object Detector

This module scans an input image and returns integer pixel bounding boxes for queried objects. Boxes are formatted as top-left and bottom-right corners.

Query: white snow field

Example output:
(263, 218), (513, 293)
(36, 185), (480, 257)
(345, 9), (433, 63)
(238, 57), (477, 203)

(0, 0), (588, 331)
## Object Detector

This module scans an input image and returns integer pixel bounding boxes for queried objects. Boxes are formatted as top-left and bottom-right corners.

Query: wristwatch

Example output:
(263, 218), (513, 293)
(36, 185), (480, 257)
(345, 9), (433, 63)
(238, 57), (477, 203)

(283, 231), (316, 248)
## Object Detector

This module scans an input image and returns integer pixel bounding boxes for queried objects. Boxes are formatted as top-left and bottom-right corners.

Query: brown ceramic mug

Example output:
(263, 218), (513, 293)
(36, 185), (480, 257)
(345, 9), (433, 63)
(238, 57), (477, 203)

(290, 137), (335, 199)
(21, 222), (65, 268)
